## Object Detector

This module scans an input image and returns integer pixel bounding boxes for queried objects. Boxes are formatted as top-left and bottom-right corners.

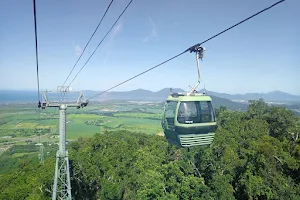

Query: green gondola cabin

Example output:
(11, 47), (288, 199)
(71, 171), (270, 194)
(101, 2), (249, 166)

(162, 93), (217, 148)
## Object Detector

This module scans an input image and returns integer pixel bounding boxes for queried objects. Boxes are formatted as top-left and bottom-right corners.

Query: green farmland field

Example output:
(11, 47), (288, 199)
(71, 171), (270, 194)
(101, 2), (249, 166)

(67, 113), (161, 139)
(0, 101), (164, 149)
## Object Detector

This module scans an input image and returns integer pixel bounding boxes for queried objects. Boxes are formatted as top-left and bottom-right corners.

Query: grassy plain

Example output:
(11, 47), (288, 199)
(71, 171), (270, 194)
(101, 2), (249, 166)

(0, 101), (164, 153)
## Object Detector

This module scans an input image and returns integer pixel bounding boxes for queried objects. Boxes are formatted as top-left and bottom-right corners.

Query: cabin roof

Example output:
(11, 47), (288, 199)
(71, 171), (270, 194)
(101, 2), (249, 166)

(166, 94), (212, 101)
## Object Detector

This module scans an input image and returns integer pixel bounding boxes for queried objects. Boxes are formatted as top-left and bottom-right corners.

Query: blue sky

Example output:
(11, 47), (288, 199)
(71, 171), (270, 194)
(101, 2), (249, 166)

(0, 0), (299, 95)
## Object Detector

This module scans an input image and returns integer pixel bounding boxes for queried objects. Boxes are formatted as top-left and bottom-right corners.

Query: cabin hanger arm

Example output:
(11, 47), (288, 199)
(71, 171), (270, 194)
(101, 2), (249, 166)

(188, 45), (205, 95)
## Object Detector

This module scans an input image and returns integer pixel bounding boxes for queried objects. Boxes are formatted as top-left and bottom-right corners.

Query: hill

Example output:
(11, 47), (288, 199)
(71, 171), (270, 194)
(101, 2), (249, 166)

(199, 89), (300, 102)
(0, 89), (247, 110)
(1, 89), (299, 111)
(210, 95), (248, 111)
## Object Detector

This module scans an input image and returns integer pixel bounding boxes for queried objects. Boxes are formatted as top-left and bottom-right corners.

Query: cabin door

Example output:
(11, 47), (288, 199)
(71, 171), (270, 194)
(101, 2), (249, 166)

(162, 101), (178, 142)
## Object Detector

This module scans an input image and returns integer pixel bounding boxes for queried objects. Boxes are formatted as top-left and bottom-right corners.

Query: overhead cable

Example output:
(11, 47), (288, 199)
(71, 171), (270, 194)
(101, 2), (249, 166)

(62, 0), (115, 87)
(33, 0), (41, 106)
(67, 0), (134, 87)
(87, 0), (286, 101)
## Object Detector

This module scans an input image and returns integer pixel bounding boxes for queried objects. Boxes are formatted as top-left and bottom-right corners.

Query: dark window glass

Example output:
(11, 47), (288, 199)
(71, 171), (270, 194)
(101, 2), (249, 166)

(177, 101), (215, 124)
(164, 101), (178, 129)
(165, 101), (177, 118)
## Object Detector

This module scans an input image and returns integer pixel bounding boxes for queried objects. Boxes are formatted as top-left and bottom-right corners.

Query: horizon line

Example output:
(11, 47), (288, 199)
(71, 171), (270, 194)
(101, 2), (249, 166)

(0, 88), (299, 96)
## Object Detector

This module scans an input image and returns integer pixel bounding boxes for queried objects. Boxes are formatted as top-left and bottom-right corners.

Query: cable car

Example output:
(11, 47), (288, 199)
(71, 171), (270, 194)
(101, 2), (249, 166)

(161, 45), (217, 148)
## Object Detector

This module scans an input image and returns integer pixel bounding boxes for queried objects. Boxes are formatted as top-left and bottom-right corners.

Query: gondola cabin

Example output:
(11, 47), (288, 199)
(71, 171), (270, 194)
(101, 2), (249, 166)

(162, 93), (217, 148)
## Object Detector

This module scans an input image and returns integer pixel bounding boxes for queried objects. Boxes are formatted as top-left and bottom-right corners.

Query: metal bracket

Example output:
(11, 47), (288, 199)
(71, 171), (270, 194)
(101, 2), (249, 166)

(57, 86), (70, 93)
(41, 89), (89, 109)
(189, 44), (205, 59)
(187, 45), (205, 95)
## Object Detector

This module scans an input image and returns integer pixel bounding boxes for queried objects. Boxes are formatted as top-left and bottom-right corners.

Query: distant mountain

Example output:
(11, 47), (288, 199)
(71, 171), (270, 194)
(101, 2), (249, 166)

(210, 95), (248, 111)
(155, 88), (186, 97)
(84, 88), (186, 101)
(88, 88), (300, 103)
(262, 91), (300, 102)
(83, 89), (247, 110)
(199, 89), (300, 102)
(1, 89), (299, 111)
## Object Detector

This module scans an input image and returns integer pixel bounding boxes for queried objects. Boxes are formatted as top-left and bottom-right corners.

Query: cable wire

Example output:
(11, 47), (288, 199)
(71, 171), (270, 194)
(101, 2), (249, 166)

(62, 0), (114, 87)
(32, 1), (44, 162)
(33, 0), (41, 104)
(87, 0), (286, 101)
(66, 0), (134, 87)
(196, 0), (286, 46)
(88, 51), (187, 100)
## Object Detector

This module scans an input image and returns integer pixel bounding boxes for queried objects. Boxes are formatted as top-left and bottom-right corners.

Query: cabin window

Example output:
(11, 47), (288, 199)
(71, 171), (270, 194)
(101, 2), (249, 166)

(164, 101), (177, 126)
(177, 101), (216, 124)
(165, 101), (177, 118)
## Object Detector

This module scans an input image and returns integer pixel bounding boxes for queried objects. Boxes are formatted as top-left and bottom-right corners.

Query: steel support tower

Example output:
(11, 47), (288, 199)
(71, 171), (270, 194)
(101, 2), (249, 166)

(40, 86), (88, 200)
(36, 143), (44, 165)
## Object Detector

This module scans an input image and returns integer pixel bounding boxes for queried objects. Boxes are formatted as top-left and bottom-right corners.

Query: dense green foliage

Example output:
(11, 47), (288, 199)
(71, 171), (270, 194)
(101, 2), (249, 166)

(0, 154), (54, 199)
(0, 128), (49, 138)
(0, 100), (299, 199)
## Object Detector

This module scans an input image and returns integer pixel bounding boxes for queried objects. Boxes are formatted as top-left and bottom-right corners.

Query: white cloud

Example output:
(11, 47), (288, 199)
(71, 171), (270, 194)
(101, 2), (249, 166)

(74, 44), (82, 56)
(99, 22), (123, 65)
(143, 17), (158, 43)
(111, 23), (123, 39)
(103, 22), (123, 51)
(72, 41), (82, 56)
